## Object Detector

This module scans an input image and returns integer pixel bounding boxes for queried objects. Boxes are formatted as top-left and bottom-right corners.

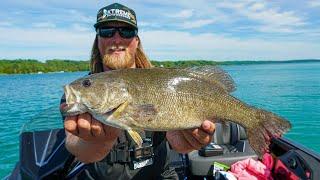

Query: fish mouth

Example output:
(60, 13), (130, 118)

(60, 101), (128, 121)
(60, 102), (88, 117)
(61, 84), (88, 116)
(61, 84), (128, 119)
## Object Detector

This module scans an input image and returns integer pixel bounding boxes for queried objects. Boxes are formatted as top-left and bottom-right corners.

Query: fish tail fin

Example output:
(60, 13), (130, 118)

(246, 109), (292, 157)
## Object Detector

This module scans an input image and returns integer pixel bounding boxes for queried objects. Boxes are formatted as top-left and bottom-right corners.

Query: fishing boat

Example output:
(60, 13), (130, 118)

(4, 116), (320, 180)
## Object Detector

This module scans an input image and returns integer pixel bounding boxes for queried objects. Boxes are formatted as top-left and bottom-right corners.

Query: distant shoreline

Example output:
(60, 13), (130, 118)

(152, 59), (320, 66)
(0, 59), (319, 74)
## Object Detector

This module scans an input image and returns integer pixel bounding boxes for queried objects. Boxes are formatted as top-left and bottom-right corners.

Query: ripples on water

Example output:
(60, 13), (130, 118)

(0, 72), (87, 178)
(224, 62), (320, 153)
(0, 62), (320, 177)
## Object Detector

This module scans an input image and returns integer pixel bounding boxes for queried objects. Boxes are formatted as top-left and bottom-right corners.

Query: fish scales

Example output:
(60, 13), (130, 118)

(62, 66), (291, 156)
(117, 69), (250, 129)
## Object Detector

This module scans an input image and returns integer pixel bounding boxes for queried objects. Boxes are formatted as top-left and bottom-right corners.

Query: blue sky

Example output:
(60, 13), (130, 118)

(1, 0), (320, 61)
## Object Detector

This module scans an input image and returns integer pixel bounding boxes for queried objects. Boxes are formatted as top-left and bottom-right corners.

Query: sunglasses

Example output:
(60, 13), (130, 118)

(97, 27), (138, 39)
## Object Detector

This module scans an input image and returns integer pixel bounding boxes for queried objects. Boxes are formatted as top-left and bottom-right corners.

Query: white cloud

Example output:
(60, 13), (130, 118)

(0, 21), (12, 27)
(138, 21), (161, 28)
(257, 26), (294, 33)
(0, 10), (95, 47)
(167, 9), (194, 19)
(218, 1), (306, 33)
(180, 19), (215, 29)
(1, 24), (319, 61)
(0, 27), (95, 60)
(249, 2), (265, 11)
(71, 23), (91, 32)
(308, 0), (320, 8)
(140, 30), (320, 60)
(249, 9), (305, 27)
(0, 0), (319, 61)
(32, 22), (56, 28)
(67, 9), (94, 24)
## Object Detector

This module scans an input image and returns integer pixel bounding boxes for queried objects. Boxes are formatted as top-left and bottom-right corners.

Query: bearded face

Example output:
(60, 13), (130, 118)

(102, 45), (134, 69)
(97, 22), (139, 70)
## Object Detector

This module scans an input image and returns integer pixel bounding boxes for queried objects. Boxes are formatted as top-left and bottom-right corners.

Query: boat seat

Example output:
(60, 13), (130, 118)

(212, 122), (253, 153)
(187, 122), (258, 176)
(214, 122), (247, 144)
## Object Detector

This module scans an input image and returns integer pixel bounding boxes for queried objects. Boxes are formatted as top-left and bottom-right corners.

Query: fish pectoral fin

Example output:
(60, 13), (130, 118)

(112, 101), (129, 119)
(104, 101), (129, 121)
(127, 129), (143, 148)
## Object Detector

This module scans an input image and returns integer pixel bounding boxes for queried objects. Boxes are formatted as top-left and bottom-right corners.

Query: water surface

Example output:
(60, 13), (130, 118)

(0, 62), (319, 178)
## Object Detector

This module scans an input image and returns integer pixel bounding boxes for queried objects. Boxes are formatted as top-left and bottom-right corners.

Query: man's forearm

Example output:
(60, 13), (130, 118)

(65, 131), (114, 163)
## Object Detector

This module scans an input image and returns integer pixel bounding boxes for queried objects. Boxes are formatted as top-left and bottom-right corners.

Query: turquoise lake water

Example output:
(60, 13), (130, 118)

(0, 62), (319, 178)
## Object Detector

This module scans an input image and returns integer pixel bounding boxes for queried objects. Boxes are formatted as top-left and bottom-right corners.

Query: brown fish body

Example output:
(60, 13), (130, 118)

(63, 66), (291, 156)
(105, 68), (278, 129)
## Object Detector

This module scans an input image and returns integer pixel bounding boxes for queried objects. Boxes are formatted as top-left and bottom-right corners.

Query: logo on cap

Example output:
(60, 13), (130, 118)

(99, 8), (131, 21)
(95, 3), (137, 29)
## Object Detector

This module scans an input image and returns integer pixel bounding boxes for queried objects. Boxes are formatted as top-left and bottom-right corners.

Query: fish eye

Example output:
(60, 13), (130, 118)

(82, 79), (92, 87)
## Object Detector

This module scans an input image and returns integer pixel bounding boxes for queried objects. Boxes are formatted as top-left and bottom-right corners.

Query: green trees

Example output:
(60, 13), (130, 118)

(0, 59), (89, 74)
(0, 59), (220, 74)
(151, 60), (219, 68)
(0, 59), (318, 74)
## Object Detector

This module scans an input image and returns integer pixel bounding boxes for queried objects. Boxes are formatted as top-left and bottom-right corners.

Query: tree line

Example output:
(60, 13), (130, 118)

(0, 59), (319, 74)
(0, 59), (222, 74)
(0, 59), (89, 74)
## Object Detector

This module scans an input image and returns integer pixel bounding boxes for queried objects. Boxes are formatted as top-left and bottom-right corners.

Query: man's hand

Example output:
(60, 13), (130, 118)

(61, 103), (121, 163)
(64, 113), (121, 144)
(166, 120), (215, 154)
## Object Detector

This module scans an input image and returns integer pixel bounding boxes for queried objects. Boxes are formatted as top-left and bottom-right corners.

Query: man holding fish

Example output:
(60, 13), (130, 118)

(60, 3), (215, 179)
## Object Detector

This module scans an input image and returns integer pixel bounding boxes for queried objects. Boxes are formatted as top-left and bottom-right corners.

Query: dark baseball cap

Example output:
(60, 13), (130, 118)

(94, 3), (138, 29)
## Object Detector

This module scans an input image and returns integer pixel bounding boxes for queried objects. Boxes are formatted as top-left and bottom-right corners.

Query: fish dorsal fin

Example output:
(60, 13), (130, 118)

(186, 65), (236, 93)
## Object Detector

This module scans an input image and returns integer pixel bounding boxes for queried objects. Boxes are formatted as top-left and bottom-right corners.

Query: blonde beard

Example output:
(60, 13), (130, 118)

(102, 48), (134, 70)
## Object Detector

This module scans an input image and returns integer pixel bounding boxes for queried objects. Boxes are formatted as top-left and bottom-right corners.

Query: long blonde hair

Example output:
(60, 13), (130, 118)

(89, 35), (152, 74)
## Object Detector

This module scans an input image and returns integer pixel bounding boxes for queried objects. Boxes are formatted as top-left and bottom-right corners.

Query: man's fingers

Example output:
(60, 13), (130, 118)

(64, 116), (79, 135)
(91, 119), (104, 137)
(166, 131), (194, 153)
(201, 121), (215, 135)
(189, 121), (215, 145)
(102, 124), (121, 140)
(191, 128), (212, 145)
(181, 130), (203, 150)
(77, 113), (93, 140)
